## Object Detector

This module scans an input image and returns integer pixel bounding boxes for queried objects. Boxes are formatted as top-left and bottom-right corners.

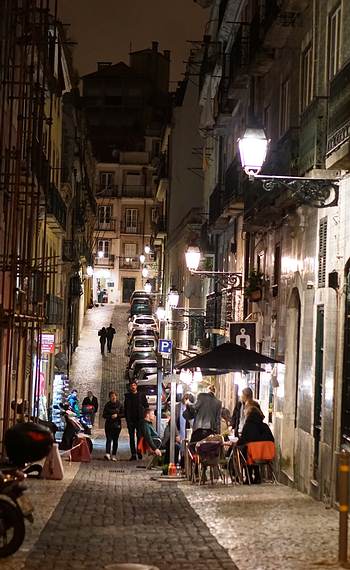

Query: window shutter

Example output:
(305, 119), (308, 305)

(318, 217), (327, 288)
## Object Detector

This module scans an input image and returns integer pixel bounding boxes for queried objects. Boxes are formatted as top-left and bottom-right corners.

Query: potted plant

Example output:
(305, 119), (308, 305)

(244, 270), (264, 302)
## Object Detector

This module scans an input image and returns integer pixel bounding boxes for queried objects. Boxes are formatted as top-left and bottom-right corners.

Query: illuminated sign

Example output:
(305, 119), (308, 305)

(41, 333), (55, 354)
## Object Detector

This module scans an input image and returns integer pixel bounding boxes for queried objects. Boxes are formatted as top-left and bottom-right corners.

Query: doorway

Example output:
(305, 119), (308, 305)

(122, 278), (135, 303)
(341, 267), (350, 443)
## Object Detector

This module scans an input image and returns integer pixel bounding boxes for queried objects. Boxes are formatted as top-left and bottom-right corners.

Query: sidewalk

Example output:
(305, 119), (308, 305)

(182, 481), (343, 570)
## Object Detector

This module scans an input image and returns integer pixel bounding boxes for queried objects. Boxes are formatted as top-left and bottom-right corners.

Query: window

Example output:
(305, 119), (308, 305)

(98, 205), (112, 225)
(125, 171), (141, 186)
(124, 243), (136, 258)
(272, 243), (281, 297)
(125, 209), (138, 232)
(318, 217), (328, 288)
(301, 44), (313, 112)
(280, 78), (290, 136)
(100, 172), (114, 188)
(97, 240), (110, 258)
(328, 4), (342, 80)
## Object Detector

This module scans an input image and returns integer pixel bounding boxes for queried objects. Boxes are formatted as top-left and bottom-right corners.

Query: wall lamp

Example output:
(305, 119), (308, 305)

(185, 245), (243, 289)
(238, 126), (339, 209)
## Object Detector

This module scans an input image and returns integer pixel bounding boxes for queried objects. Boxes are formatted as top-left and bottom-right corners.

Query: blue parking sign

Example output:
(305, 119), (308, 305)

(158, 339), (173, 354)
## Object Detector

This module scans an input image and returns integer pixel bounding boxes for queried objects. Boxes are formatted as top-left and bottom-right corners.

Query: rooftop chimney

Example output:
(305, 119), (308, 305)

(97, 61), (112, 71)
(163, 50), (171, 60)
(152, 41), (158, 53)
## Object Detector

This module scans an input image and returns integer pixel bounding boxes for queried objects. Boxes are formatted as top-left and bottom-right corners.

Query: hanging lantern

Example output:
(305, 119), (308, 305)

(144, 280), (152, 294)
(185, 245), (201, 272)
(168, 287), (179, 308)
(238, 126), (269, 176)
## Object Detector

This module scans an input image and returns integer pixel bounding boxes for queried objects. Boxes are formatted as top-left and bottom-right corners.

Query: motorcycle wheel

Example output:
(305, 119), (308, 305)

(0, 495), (25, 558)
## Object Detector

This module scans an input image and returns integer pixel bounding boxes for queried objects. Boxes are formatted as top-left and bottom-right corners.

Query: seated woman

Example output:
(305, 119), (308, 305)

(236, 403), (274, 484)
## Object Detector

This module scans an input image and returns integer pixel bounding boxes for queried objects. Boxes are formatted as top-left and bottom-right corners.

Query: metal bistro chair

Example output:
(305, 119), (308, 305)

(195, 439), (225, 485)
(246, 441), (277, 483)
(137, 436), (163, 470)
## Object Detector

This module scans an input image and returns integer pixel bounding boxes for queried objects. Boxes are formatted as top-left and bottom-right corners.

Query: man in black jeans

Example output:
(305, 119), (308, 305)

(124, 381), (148, 460)
(106, 323), (116, 353)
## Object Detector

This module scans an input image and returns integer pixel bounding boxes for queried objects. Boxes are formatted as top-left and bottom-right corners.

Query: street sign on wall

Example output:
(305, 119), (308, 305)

(41, 333), (55, 353)
(229, 322), (256, 351)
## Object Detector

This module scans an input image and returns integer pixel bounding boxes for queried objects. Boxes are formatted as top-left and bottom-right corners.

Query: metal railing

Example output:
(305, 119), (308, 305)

(94, 254), (115, 266)
(120, 221), (143, 234)
(121, 185), (154, 198)
(46, 294), (64, 325)
(96, 185), (119, 198)
(47, 183), (67, 230)
(119, 257), (140, 270)
(95, 219), (117, 232)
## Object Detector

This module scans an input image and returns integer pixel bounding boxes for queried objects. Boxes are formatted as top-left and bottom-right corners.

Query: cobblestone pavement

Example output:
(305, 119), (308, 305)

(1, 304), (347, 569)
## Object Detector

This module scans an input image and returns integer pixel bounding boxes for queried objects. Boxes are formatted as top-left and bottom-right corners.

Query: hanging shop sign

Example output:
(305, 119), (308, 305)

(41, 333), (55, 353)
(229, 322), (256, 351)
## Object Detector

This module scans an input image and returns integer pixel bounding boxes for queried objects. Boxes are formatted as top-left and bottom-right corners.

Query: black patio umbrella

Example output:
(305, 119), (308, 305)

(176, 342), (281, 373)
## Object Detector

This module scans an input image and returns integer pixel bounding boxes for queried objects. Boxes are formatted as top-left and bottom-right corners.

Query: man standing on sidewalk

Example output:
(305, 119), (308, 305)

(106, 323), (116, 353)
(124, 381), (148, 460)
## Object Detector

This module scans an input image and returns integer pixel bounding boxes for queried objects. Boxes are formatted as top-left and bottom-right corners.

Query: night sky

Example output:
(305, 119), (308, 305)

(58, 1), (209, 85)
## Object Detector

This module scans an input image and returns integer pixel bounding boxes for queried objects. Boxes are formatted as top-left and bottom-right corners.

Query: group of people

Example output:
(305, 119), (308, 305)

(98, 323), (116, 355)
(67, 388), (99, 425)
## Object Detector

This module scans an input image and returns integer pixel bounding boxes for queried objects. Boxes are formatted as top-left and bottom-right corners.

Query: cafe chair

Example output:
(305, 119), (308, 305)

(195, 439), (225, 485)
(246, 440), (277, 483)
(137, 436), (163, 470)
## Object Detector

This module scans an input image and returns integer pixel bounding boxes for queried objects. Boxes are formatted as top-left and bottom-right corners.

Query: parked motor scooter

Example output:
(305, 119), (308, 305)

(58, 404), (93, 453)
(0, 422), (53, 558)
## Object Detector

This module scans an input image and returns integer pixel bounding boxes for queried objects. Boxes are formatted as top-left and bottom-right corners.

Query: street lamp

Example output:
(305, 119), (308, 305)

(144, 280), (152, 294)
(238, 126), (340, 208)
(185, 245), (201, 272)
(184, 245), (243, 289)
(168, 287), (180, 308)
(86, 265), (94, 277)
(144, 245), (151, 254)
(142, 267), (149, 278)
(98, 250), (104, 258)
(139, 254), (146, 264)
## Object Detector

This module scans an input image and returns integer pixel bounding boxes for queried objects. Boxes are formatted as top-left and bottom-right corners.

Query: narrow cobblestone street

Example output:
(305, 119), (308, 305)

(1, 305), (348, 570)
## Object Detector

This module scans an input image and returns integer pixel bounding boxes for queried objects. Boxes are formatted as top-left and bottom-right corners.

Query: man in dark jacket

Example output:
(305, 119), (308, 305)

(184, 385), (222, 444)
(106, 323), (116, 353)
(82, 390), (98, 425)
(102, 391), (123, 461)
(124, 381), (148, 460)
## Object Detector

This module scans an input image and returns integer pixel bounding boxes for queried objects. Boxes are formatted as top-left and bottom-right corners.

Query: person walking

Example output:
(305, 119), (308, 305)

(98, 326), (107, 355)
(102, 391), (123, 461)
(106, 323), (116, 353)
(124, 381), (148, 460)
(82, 390), (99, 425)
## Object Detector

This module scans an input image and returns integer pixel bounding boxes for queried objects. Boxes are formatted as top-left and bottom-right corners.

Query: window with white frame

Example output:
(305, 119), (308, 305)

(98, 205), (112, 225)
(328, 4), (342, 80)
(97, 239), (110, 258)
(125, 208), (138, 231)
(100, 172), (114, 188)
(301, 44), (313, 112)
(280, 78), (290, 136)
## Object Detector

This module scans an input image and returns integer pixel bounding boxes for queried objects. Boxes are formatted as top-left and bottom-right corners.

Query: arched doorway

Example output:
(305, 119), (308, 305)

(281, 287), (301, 480)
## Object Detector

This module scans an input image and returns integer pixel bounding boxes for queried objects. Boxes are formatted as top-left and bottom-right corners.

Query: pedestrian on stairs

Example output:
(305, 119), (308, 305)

(103, 391), (123, 461)
(98, 327), (107, 355)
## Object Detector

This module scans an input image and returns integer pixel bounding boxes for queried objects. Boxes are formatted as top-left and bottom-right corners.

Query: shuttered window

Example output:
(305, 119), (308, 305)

(318, 217), (327, 288)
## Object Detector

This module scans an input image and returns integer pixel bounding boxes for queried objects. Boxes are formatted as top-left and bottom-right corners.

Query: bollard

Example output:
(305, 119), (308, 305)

(337, 450), (350, 567)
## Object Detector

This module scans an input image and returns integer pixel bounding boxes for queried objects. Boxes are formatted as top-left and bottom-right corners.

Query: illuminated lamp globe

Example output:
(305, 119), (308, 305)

(86, 266), (94, 277)
(180, 369), (192, 385)
(185, 245), (201, 272)
(144, 280), (152, 294)
(156, 306), (166, 321)
(192, 368), (203, 383)
(98, 250), (104, 258)
(168, 287), (179, 308)
(144, 245), (151, 254)
(139, 254), (146, 264)
(142, 267), (149, 278)
(238, 126), (269, 176)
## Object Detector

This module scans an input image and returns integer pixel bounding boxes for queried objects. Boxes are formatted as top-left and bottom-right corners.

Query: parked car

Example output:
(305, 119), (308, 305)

(128, 328), (158, 345)
(128, 350), (157, 368)
(127, 315), (158, 334)
(130, 299), (152, 317)
(130, 290), (152, 304)
(131, 362), (158, 381)
(129, 336), (157, 354)
(128, 350), (158, 380)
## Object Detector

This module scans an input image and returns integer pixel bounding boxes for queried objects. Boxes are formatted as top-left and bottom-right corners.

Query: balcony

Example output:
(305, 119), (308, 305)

(96, 185), (119, 198)
(209, 161), (244, 231)
(119, 257), (140, 270)
(153, 216), (167, 236)
(326, 60), (350, 169)
(94, 254), (115, 267)
(95, 219), (117, 232)
(46, 183), (67, 231)
(299, 97), (328, 174)
(46, 294), (64, 325)
(205, 291), (225, 332)
(120, 222), (143, 235)
(31, 138), (50, 190)
(121, 185), (154, 198)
